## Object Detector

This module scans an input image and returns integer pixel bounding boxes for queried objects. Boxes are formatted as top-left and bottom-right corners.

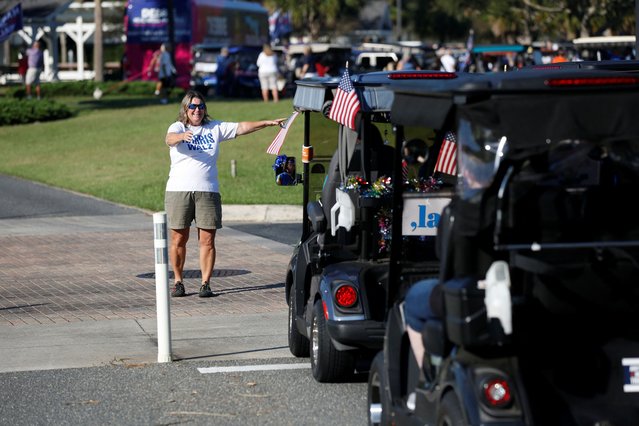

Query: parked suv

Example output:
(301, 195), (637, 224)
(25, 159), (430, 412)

(189, 45), (262, 98)
(353, 51), (399, 71)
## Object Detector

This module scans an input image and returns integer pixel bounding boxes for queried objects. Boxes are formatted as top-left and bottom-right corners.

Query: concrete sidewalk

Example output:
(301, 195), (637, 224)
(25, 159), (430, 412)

(0, 205), (302, 373)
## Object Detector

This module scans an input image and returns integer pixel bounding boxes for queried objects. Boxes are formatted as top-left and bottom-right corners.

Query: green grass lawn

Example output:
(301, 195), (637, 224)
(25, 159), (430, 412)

(0, 94), (304, 211)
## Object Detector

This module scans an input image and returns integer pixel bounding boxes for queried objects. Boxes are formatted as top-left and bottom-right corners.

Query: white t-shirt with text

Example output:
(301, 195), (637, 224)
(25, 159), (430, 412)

(165, 120), (239, 193)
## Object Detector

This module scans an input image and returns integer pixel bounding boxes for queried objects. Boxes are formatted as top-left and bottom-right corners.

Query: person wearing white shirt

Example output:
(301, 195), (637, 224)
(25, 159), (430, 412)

(256, 44), (280, 102)
(164, 90), (285, 297)
(439, 49), (457, 72)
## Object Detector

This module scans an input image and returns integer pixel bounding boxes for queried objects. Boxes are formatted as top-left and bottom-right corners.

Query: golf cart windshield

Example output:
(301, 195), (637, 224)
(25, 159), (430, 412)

(457, 119), (508, 202)
(497, 135), (639, 248)
(447, 82), (639, 252)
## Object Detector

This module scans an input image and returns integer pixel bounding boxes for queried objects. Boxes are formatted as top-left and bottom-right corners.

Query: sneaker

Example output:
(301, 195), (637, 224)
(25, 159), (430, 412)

(160, 98), (168, 104)
(199, 282), (214, 298)
(171, 282), (185, 297)
(154, 90), (160, 95)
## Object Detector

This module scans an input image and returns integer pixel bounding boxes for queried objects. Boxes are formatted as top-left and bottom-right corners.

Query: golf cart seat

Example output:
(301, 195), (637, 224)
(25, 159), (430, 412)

(310, 121), (394, 250)
(307, 139), (363, 258)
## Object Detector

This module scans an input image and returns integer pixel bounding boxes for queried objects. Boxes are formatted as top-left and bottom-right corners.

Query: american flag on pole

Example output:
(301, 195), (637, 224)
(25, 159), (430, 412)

(434, 131), (457, 175)
(329, 67), (361, 130)
(266, 111), (300, 155)
(460, 29), (474, 72)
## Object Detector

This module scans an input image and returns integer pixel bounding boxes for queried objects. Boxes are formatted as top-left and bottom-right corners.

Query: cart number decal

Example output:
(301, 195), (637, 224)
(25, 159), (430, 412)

(402, 197), (451, 237)
(623, 358), (639, 392)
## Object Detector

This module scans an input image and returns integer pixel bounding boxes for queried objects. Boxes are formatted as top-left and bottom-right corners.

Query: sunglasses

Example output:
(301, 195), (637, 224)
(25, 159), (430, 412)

(187, 103), (206, 111)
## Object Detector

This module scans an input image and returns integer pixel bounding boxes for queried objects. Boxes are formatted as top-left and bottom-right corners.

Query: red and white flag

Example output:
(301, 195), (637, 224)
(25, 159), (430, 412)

(434, 131), (457, 175)
(266, 111), (300, 155)
(328, 67), (361, 130)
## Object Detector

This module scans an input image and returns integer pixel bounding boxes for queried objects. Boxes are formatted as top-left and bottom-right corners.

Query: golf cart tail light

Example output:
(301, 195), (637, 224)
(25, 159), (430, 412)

(334, 285), (358, 308)
(483, 379), (512, 407)
(545, 76), (639, 87)
(388, 72), (457, 80)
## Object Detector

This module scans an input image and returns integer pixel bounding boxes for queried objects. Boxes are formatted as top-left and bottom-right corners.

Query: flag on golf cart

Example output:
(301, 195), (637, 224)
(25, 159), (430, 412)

(434, 131), (457, 175)
(329, 67), (361, 130)
(267, 111), (300, 155)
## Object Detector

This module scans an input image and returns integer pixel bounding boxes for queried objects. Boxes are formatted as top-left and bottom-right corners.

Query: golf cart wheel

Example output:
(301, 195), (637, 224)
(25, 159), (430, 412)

(310, 300), (355, 382)
(288, 286), (310, 357)
(367, 351), (391, 426)
(437, 391), (465, 426)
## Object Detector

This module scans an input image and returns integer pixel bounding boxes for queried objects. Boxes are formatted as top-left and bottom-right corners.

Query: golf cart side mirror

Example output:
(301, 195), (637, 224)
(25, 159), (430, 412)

(273, 155), (299, 186)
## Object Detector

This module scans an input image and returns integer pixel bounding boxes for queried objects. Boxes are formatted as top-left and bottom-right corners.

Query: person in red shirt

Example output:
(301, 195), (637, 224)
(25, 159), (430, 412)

(17, 48), (28, 83)
(551, 49), (568, 63)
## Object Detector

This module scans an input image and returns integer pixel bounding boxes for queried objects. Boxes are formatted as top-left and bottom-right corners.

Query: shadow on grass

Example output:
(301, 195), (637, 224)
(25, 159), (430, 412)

(76, 96), (177, 111)
(74, 93), (265, 112)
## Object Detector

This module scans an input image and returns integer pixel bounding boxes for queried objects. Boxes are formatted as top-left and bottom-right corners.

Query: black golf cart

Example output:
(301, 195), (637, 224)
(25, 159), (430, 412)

(367, 68), (639, 424)
(285, 71), (460, 382)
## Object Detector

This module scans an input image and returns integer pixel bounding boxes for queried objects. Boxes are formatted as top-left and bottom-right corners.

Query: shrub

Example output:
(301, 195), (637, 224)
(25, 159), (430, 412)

(5, 80), (157, 98)
(0, 80), (161, 125)
(0, 98), (73, 126)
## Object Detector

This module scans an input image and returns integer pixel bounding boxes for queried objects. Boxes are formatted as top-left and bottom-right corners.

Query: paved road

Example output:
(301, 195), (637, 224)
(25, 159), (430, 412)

(0, 174), (302, 246)
(0, 175), (142, 220)
(0, 174), (368, 425)
(0, 358), (367, 426)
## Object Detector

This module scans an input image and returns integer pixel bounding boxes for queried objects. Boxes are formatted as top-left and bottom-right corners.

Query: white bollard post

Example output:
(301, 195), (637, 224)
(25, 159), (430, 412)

(153, 212), (173, 362)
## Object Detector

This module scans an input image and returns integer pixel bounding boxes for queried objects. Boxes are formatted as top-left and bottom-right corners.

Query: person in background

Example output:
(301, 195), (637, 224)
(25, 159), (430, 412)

(17, 47), (28, 84)
(147, 47), (162, 95)
(215, 47), (230, 97)
(551, 48), (568, 63)
(25, 40), (44, 99)
(439, 48), (457, 72)
(299, 45), (318, 78)
(397, 53), (420, 71)
(158, 43), (176, 104)
(164, 90), (286, 298)
(256, 44), (280, 102)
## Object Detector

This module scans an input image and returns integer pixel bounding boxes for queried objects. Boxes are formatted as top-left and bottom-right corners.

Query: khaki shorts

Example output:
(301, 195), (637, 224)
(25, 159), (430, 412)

(165, 191), (222, 230)
(258, 72), (278, 90)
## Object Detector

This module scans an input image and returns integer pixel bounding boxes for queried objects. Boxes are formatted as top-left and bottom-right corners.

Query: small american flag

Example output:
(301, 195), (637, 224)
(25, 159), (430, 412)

(266, 111), (300, 155)
(328, 67), (361, 130)
(434, 131), (457, 175)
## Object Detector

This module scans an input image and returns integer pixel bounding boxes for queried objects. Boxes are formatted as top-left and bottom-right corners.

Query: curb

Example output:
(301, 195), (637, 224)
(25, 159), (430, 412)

(223, 204), (302, 222)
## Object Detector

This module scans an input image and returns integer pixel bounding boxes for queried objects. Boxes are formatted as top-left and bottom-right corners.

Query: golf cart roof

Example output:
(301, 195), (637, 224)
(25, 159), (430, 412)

(522, 60), (639, 72)
(292, 70), (463, 114)
(572, 35), (636, 47)
(389, 68), (639, 148)
(285, 43), (352, 55)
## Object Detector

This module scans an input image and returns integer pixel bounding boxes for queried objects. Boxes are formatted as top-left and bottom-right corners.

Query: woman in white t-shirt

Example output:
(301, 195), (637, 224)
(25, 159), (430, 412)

(164, 90), (285, 298)
(256, 44), (280, 103)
